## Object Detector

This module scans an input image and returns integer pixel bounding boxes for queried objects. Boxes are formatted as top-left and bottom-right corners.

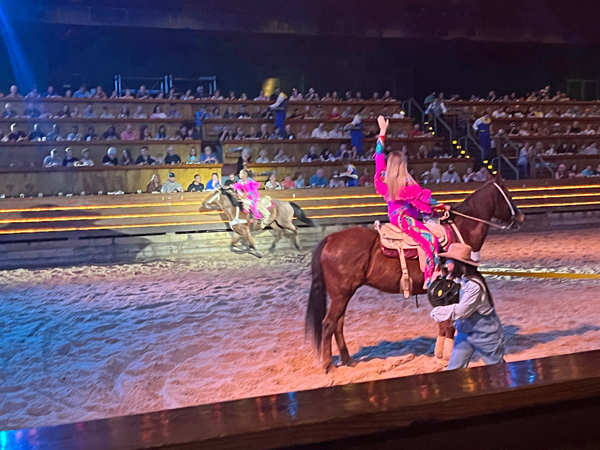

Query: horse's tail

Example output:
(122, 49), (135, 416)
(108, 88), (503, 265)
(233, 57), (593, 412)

(305, 236), (329, 354)
(290, 202), (315, 227)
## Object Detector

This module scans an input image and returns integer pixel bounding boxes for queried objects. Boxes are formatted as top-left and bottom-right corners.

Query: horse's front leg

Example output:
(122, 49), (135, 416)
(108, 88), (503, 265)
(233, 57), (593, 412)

(242, 226), (262, 258)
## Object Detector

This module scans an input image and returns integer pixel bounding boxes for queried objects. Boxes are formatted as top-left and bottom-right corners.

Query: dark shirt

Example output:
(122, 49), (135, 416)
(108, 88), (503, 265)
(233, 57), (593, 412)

(136, 155), (156, 165)
(428, 148), (444, 158)
(236, 111), (250, 118)
(63, 157), (79, 167)
(102, 156), (119, 166)
(224, 179), (235, 188)
(23, 108), (41, 118)
(1, 110), (17, 118)
(7, 131), (26, 141)
(29, 131), (45, 140)
(187, 182), (205, 192)
(306, 152), (320, 162)
(102, 131), (120, 140)
(84, 133), (98, 141)
(165, 154), (182, 165)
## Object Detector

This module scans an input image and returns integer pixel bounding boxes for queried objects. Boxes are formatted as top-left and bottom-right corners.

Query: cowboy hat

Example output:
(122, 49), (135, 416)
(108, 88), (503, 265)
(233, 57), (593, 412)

(439, 243), (480, 266)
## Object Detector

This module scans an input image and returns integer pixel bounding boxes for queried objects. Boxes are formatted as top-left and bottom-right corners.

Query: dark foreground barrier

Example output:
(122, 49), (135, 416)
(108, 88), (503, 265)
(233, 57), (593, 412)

(2, 350), (600, 450)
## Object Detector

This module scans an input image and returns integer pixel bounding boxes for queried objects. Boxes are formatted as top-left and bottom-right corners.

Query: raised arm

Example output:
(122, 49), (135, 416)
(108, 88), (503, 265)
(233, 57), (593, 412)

(373, 116), (389, 197)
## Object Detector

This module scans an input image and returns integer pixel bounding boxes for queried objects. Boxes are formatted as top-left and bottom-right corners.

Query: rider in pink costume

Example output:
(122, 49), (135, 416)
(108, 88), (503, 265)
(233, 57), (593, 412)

(233, 169), (263, 220)
(374, 116), (445, 288)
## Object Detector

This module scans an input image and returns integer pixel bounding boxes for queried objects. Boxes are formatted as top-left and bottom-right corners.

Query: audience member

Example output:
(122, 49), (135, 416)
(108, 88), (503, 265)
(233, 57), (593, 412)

(136, 147), (155, 165)
(118, 105), (131, 118)
(358, 169), (373, 186)
(121, 149), (134, 165)
(82, 104), (97, 118)
(309, 169), (328, 187)
(311, 123), (328, 139)
(201, 146), (218, 164)
(408, 124), (424, 138)
(236, 148), (252, 173)
(165, 146), (182, 165)
(121, 124), (139, 141)
(273, 148), (290, 163)
(43, 149), (62, 167)
(5, 85), (21, 98)
(77, 149), (94, 166)
(297, 125), (310, 139)
(282, 175), (295, 189)
(265, 173), (282, 190)
(293, 172), (305, 188)
(46, 124), (64, 141)
(342, 164), (359, 186)
(133, 105), (147, 119)
(301, 146), (320, 163)
(328, 124), (344, 139)
(28, 124), (45, 141)
(472, 167), (489, 182)
(186, 147), (199, 164)
(67, 126), (82, 141)
(43, 85), (60, 98)
(136, 85), (150, 99)
(156, 125), (168, 140)
(187, 174), (205, 192)
(2, 103), (17, 118)
(581, 165), (596, 177)
(161, 172), (184, 193)
(102, 147), (119, 166)
(427, 143), (444, 158)
(236, 104), (250, 118)
(224, 173), (238, 189)
(568, 164), (579, 178)
(92, 85), (107, 99)
(145, 174), (162, 193)
(555, 164), (567, 180)
(441, 164), (461, 183)
(256, 149), (270, 163)
(154, 153), (164, 165)
(102, 125), (120, 141)
(329, 171), (346, 188)
(149, 105), (166, 119)
(320, 149), (336, 162)
(283, 124), (295, 139)
(205, 173), (222, 190)
(62, 148), (78, 167)
(463, 167), (476, 182)
(7, 123), (26, 141)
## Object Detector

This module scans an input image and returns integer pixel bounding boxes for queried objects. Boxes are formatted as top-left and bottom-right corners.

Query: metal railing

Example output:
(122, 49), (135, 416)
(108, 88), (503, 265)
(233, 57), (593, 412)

(493, 154), (519, 180)
(401, 98), (426, 129)
(113, 75), (218, 97)
(535, 155), (555, 178)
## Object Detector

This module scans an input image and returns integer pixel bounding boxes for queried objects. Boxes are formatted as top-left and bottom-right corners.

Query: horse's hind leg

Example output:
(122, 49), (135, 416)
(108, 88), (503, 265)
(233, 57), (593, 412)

(335, 316), (355, 367)
(277, 217), (301, 251)
(321, 291), (354, 372)
(269, 222), (284, 253)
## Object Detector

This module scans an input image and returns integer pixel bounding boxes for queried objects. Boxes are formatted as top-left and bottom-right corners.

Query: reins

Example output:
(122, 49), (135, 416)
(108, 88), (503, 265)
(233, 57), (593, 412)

(449, 183), (516, 230)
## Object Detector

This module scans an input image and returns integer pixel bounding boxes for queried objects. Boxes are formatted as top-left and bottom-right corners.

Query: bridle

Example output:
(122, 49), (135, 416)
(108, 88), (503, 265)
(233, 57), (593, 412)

(450, 182), (520, 231)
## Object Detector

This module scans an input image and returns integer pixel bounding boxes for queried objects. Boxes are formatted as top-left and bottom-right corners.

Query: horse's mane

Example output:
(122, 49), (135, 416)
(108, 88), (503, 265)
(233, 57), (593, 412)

(453, 177), (498, 218)
(221, 189), (241, 208)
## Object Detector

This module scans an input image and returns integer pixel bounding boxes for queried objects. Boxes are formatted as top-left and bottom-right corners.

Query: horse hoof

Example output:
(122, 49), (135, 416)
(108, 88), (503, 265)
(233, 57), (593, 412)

(324, 363), (337, 374)
(343, 358), (357, 368)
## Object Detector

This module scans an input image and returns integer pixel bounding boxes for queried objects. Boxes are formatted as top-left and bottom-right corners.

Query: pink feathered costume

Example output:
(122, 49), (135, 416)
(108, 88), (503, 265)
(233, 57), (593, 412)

(232, 178), (263, 219)
(374, 135), (441, 287)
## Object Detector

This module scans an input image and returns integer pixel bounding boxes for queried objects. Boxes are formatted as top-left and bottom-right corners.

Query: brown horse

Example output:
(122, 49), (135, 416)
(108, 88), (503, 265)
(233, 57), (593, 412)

(202, 189), (314, 257)
(305, 174), (524, 371)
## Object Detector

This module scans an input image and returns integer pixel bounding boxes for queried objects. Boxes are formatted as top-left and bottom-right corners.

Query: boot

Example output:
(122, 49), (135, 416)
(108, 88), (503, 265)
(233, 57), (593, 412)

(434, 336), (445, 359)
(442, 338), (454, 361)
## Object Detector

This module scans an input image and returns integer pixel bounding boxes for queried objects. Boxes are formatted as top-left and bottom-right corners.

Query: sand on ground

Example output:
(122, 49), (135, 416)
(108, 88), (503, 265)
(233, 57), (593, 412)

(0, 229), (599, 430)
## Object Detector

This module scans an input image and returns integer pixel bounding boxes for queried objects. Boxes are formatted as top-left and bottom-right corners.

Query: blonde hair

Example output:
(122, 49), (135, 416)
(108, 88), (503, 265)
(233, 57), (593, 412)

(384, 151), (415, 199)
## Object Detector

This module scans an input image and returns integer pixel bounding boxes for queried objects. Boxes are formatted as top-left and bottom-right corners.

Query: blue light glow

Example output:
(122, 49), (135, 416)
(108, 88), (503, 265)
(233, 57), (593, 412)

(0, 2), (36, 91)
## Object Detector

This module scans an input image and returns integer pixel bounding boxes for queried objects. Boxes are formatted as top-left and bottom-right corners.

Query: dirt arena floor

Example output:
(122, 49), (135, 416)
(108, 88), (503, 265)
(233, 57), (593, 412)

(1, 228), (599, 430)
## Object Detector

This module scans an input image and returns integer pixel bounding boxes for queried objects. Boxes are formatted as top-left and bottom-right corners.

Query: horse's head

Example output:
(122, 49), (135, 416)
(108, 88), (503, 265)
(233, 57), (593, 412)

(483, 173), (525, 230)
(202, 190), (224, 211)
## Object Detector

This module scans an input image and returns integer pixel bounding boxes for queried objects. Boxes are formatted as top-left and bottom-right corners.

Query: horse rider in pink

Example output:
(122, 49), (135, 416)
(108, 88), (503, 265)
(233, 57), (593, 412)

(233, 169), (266, 225)
(374, 116), (447, 288)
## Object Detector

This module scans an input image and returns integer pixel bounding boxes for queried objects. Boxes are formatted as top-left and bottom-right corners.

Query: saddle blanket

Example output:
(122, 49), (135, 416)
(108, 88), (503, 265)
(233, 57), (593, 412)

(375, 220), (455, 260)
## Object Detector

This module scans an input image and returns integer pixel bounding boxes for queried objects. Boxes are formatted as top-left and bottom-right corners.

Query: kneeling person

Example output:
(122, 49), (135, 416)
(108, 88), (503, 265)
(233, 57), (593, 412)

(430, 243), (505, 370)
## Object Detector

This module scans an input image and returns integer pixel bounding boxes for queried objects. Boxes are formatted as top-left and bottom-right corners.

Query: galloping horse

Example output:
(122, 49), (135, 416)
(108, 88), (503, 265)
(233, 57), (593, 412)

(202, 189), (314, 257)
(305, 174), (524, 371)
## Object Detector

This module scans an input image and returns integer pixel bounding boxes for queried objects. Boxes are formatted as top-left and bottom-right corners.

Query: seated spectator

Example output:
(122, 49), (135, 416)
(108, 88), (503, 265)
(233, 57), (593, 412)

(224, 173), (238, 189)
(282, 175), (295, 189)
(334, 143), (352, 160)
(294, 172), (305, 188)
(236, 149), (252, 173)
(427, 143), (444, 158)
(289, 89), (302, 101)
(441, 164), (461, 183)
(273, 149), (290, 163)
(428, 162), (442, 184)
(133, 105), (147, 119)
(582, 124), (596, 135)
(364, 125), (377, 138)
(309, 169), (328, 187)
(28, 124), (45, 141)
(165, 146), (182, 165)
(301, 146), (321, 163)
(154, 153), (164, 165)
(136, 147), (155, 165)
(297, 125), (310, 139)
(73, 84), (90, 98)
(92, 85), (107, 99)
(555, 164), (568, 180)
(341, 106), (353, 118)
(62, 148), (78, 167)
(188, 174), (205, 192)
(102, 147), (119, 166)
(342, 164), (359, 186)
(233, 126), (247, 140)
(23, 103), (41, 118)
(583, 142), (599, 155)
(270, 127), (283, 140)
(408, 124), (424, 138)
(329, 171), (346, 188)
(43, 85), (60, 98)
(462, 167), (475, 182)
(283, 124), (295, 140)
(236, 104), (250, 118)
(150, 105), (166, 119)
(414, 145), (428, 160)
(201, 146), (218, 164)
(146, 174), (162, 193)
(116, 107), (130, 120)
(156, 125), (169, 140)
(328, 124), (344, 139)
(581, 165), (596, 177)
(71, 106), (84, 118)
(2, 102), (17, 118)
(121, 149), (134, 165)
(311, 123), (328, 139)
(569, 121), (581, 134)
(256, 149), (270, 163)
(205, 173), (222, 190)
(140, 125), (152, 141)
(43, 149), (62, 167)
(121, 124), (139, 141)
(251, 105), (263, 119)
(318, 148), (333, 162)
(186, 147), (199, 164)
(328, 107), (341, 120)
(83, 104), (97, 118)
(102, 125), (120, 141)
(223, 107), (234, 119)
(84, 126), (98, 141)
(218, 125), (232, 142)
(67, 126), (82, 141)
(7, 123), (27, 142)
(46, 124), (64, 141)
(568, 164), (579, 178)
(136, 85), (150, 99)
(265, 173), (282, 190)
(358, 169), (373, 186)
(472, 167), (489, 182)
(77, 148), (95, 167)
(167, 104), (182, 119)
(161, 172), (184, 193)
